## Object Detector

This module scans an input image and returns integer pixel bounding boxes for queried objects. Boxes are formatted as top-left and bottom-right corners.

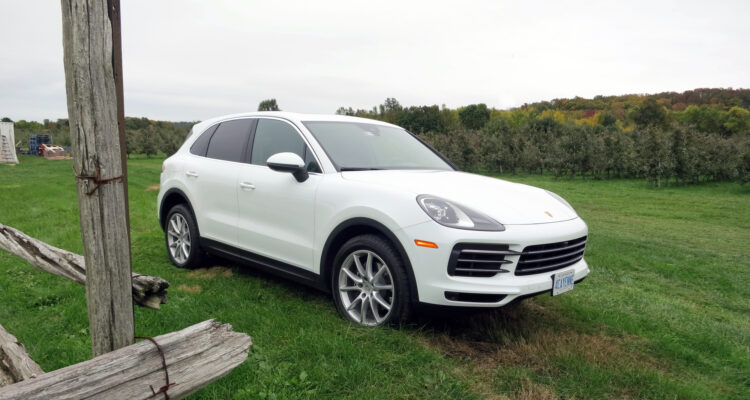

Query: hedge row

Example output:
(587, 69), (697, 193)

(419, 122), (750, 186)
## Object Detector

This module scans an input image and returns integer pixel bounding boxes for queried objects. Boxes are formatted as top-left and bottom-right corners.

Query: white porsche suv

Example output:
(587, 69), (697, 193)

(158, 112), (589, 326)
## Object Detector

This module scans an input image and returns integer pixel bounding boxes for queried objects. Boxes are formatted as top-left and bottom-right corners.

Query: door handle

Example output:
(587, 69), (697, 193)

(239, 182), (256, 190)
(185, 170), (199, 178)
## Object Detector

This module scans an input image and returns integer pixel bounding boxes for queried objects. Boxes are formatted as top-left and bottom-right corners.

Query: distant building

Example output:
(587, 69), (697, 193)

(0, 121), (19, 164)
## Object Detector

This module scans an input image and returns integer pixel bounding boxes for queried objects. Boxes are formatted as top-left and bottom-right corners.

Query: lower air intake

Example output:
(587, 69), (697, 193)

(447, 244), (519, 278)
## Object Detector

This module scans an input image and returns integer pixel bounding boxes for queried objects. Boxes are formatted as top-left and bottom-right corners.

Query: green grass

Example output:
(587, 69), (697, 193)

(1, 155), (749, 399)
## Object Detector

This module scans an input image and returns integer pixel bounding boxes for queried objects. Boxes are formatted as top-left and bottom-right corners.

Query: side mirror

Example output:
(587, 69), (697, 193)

(266, 152), (309, 182)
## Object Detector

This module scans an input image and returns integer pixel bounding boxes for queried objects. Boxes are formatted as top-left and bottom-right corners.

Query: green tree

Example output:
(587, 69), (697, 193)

(629, 98), (668, 128)
(722, 106), (750, 134)
(504, 108), (538, 130)
(597, 112), (617, 127)
(336, 107), (354, 116)
(637, 128), (674, 187)
(381, 98), (402, 113)
(126, 130), (142, 158)
(378, 98), (402, 123)
(738, 139), (750, 184)
(439, 105), (460, 132)
(602, 130), (636, 178)
(396, 105), (443, 133)
(1, 117), (12, 122)
(458, 103), (490, 130)
(479, 119), (518, 174)
(670, 128), (701, 183)
(677, 105), (723, 133)
(138, 130), (158, 158)
(258, 99), (280, 111)
(702, 135), (740, 181)
(160, 132), (181, 156)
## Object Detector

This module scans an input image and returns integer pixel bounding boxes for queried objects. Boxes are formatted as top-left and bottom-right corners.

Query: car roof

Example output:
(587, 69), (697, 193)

(191, 112), (398, 134)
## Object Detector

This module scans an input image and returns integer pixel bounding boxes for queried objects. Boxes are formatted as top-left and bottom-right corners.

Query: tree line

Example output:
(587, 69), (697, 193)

(5, 89), (750, 185)
(419, 122), (749, 186)
(4, 117), (193, 159)
(122, 117), (193, 158)
(336, 91), (750, 186)
(3, 98), (283, 158)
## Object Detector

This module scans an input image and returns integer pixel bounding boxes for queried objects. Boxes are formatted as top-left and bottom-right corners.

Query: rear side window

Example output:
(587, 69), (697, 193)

(189, 124), (218, 156)
(206, 119), (253, 162)
(251, 119), (321, 172)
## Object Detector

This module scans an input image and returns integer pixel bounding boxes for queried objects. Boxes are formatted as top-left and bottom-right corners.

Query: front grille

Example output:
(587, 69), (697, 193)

(515, 236), (587, 276)
(448, 244), (519, 278)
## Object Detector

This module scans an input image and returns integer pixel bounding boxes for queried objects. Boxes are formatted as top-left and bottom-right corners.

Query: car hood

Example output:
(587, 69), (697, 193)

(341, 170), (577, 225)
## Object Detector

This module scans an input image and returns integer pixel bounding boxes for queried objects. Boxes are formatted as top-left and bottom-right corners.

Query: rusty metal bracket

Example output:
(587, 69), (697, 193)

(73, 159), (124, 196)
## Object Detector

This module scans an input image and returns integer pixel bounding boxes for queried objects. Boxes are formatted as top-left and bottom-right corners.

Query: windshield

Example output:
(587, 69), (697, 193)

(303, 121), (454, 171)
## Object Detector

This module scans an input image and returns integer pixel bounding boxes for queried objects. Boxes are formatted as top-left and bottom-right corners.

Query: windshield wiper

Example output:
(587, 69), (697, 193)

(339, 167), (385, 171)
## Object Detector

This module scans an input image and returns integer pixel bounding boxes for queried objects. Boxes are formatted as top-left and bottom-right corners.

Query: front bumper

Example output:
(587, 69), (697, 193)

(398, 217), (590, 307)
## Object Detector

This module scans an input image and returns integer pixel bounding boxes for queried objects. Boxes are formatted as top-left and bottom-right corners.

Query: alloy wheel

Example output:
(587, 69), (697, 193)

(338, 250), (395, 326)
(167, 213), (191, 264)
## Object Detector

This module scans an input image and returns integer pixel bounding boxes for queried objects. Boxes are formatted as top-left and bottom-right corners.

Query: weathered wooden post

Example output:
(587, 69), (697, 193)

(0, 3), (253, 395)
(60, 0), (134, 356)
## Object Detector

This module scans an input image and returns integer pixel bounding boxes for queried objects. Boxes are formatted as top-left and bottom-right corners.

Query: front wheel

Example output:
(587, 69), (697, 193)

(331, 234), (411, 327)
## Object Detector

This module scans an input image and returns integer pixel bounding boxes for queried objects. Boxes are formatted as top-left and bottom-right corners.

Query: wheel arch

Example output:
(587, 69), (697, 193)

(319, 217), (419, 303)
(159, 188), (199, 234)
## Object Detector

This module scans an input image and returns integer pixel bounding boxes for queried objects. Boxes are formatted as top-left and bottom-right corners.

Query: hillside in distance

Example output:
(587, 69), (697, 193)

(529, 87), (750, 112)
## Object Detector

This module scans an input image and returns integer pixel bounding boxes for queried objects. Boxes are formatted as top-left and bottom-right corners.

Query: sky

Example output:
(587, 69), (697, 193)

(1, 0), (749, 122)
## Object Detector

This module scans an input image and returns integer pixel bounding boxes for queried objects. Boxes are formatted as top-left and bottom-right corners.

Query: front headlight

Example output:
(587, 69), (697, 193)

(545, 190), (576, 214)
(417, 195), (505, 231)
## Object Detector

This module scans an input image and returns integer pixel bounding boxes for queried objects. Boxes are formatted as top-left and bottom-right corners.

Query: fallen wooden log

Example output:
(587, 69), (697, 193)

(0, 324), (44, 387)
(0, 222), (168, 310)
(0, 319), (252, 400)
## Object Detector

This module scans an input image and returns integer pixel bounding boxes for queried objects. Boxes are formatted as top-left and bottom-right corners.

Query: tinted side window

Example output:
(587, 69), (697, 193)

(251, 119), (320, 172)
(206, 119), (253, 162)
(189, 124), (218, 156)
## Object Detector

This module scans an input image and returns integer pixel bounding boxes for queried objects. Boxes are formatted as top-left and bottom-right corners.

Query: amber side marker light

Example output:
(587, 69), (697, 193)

(414, 240), (439, 249)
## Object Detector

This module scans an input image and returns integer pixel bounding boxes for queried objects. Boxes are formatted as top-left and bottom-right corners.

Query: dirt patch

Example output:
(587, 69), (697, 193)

(514, 379), (559, 400)
(419, 300), (662, 398)
(187, 266), (233, 279)
(422, 301), (656, 371)
(146, 184), (160, 191)
(494, 329), (656, 373)
(176, 284), (202, 293)
(446, 359), (559, 400)
(449, 366), (511, 400)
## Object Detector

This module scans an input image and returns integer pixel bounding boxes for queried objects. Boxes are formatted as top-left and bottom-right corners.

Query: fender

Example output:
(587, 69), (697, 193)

(319, 217), (420, 303)
(159, 187), (199, 234)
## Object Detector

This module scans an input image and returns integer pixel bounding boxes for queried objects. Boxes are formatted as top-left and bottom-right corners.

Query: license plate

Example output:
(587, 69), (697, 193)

(552, 269), (575, 296)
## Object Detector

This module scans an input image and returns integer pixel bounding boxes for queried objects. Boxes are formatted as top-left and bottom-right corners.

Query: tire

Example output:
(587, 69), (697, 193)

(331, 234), (411, 327)
(164, 204), (203, 269)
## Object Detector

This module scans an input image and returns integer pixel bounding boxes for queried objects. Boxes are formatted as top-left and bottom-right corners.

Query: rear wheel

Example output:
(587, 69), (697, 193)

(165, 204), (203, 269)
(331, 234), (411, 326)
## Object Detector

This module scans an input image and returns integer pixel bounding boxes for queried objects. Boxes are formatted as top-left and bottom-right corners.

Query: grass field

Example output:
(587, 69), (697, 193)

(1, 155), (749, 399)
